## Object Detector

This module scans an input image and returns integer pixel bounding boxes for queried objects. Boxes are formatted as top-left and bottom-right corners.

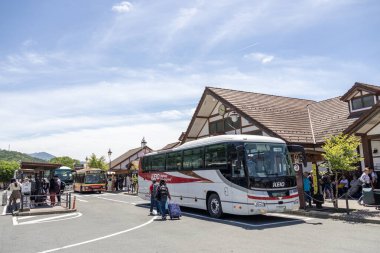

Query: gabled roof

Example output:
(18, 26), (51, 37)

(183, 86), (361, 145)
(110, 146), (152, 169)
(341, 82), (380, 101)
(209, 87), (317, 143)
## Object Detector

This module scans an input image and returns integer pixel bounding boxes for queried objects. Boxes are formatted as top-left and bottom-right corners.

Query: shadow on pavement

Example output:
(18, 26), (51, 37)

(135, 203), (311, 230)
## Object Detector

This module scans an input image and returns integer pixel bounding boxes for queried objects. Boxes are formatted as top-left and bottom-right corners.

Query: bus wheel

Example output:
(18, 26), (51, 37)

(207, 193), (223, 218)
(80, 186), (83, 193)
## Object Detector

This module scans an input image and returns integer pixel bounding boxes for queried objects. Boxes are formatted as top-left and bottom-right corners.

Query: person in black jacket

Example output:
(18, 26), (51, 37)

(156, 180), (171, 220)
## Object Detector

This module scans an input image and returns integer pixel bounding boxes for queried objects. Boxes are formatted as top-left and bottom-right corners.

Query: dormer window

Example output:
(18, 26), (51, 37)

(351, 95), (375, 111)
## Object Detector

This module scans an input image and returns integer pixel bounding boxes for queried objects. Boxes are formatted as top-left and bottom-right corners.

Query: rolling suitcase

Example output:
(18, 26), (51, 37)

(168, 202), (181, 220)
(362, 187), (375, 205)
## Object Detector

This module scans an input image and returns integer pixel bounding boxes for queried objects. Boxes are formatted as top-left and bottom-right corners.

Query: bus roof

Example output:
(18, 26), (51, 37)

(147, 135), (286, 156)
(75, 168), (103, 173)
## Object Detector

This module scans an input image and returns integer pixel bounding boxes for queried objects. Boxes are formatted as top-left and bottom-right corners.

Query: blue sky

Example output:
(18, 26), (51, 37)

(0, 0), (379, 160)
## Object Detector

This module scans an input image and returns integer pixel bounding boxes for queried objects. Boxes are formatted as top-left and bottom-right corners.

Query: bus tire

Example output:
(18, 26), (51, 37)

(207, 193), (223, 218)
(80, 186), (83, 193)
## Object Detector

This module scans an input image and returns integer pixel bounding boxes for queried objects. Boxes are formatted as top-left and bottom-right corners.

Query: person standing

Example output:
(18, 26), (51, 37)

(338, 175), (349, 196)
(303, 172), (312, 207)
(126, 176), (131, 193)
(156, 180), (171, 220)
(149, 180), (156, 215)
(7, 178), (21, 213)
(54, 175), (62, 205)
(49, 178), (59, 206)
(358, 168), (371, 205)
(369, 168), (378, 188)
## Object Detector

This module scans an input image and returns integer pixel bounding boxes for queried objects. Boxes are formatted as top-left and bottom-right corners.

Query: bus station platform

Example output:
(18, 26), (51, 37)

(286, 199), (380, 225)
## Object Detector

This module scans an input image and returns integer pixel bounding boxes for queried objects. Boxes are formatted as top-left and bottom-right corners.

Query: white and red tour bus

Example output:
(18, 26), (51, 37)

(138, 135), (300, 218)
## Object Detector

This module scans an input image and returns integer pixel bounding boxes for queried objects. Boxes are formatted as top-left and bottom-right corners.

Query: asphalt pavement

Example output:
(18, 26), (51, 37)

(1, 192), (379, 253)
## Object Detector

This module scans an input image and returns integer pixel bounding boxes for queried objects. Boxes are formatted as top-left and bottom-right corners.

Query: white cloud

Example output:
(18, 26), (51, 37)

(112, 1), (133, 13)
(244, 52), (274, 64)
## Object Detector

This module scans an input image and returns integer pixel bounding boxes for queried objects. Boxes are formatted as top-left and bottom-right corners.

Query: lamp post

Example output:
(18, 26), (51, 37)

(85, 156), (88, 169)
(227, 110), (240, 134)
(108, 148), (112, 170)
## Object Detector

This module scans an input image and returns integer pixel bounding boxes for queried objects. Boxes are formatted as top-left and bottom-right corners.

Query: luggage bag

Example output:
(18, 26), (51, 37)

(168, 203), (181, 220)
(362, 187), (375, 205)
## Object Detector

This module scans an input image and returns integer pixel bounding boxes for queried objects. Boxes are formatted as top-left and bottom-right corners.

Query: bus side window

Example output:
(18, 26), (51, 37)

(166, 151), (182, 171)
(205, 144), (227, 170)
(152, 154), (166, 171)
(227, 143), (245, 178)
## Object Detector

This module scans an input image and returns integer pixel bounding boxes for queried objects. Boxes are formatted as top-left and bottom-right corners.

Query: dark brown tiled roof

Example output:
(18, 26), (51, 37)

(208, 87), (315, 144)
(308, 97), (357, 143)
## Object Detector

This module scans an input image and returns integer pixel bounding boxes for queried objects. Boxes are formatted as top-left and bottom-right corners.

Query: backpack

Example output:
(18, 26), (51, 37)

(157, 185), (168, 200)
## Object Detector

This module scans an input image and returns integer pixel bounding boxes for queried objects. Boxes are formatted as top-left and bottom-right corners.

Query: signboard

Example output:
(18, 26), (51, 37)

(312, 164), (318, 195)
(21, 182), (31, 193)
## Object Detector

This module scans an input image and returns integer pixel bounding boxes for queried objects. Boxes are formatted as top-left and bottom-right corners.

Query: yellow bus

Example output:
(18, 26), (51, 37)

(73, 168), (106, 193)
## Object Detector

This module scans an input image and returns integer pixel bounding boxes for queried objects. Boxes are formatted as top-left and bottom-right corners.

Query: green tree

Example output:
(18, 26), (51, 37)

(87, 153), (108, 170)
(50, 156), (80, 169)
(0, 160), (19, 183)
(322, 133), (362, 209)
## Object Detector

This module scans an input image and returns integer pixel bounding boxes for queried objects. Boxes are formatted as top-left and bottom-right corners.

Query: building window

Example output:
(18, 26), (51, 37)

(351, 95), (375, 111)
(209, 118), (241, 135)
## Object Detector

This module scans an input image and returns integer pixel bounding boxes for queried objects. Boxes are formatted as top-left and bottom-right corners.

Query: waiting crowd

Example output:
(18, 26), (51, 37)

(303, 167), (379, 207)
(4, 176), (65, 214)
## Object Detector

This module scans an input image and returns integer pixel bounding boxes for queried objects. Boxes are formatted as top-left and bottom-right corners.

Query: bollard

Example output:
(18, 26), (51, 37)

(72, 196), (76, 210)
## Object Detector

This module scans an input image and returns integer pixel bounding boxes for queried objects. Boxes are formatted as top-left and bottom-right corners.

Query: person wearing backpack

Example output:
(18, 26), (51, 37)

(156, 180), (171, 220)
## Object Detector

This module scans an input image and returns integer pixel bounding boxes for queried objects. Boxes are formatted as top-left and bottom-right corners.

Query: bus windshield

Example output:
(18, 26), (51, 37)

(245, 143), (294, 177)
(85, 173), (106, 184)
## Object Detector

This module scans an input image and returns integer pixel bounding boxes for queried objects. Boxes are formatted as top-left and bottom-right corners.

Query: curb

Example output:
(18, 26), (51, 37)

(14, 209), (77, 217)
(285, 210), (380, 225)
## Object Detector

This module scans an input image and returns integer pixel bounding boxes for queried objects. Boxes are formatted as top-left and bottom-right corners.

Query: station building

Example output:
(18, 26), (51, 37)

(180, 82), (380, 177)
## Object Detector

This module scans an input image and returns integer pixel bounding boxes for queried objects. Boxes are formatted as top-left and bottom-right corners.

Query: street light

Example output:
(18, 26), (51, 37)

(227, 110), (240, 134)
(108, 148), (112, 170)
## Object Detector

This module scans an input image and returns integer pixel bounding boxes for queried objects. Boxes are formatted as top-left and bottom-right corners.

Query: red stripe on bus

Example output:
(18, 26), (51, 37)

(247, 194), (299, 201)
(140, 172), (213, 184)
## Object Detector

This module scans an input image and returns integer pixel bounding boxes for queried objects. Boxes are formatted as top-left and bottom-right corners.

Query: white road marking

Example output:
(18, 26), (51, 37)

(2, 205), (7, 216)
(18, 216), (36, 220)
(13, 213), (82, 226)
(37, 216), (157, 253)
(12, 217), (18, 225)
(93, 196), (146, 206)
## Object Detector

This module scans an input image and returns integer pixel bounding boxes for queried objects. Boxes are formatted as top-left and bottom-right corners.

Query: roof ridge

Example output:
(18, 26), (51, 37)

(355, 82), (380, 89)
(206, 86), (316, 103)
